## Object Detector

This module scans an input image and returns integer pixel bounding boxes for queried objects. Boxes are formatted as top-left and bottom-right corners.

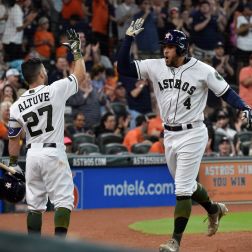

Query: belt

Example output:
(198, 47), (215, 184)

(164, 123), (193, 131)
(27, 143), (57, 149)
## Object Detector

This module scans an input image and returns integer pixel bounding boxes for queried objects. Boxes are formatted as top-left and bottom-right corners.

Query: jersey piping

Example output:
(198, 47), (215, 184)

(216, 83), (229, 97)
(172, 59), (199, 123)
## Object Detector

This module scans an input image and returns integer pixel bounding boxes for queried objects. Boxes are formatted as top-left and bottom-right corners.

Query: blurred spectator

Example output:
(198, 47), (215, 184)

(94, 111), (119, 137)
(212, 41), (235, 85)
(48, 57), (70, 84)
(167, 7), (184, 31)
(204, 124), (217, 157)
(44, 0), (63, 37)
(235, 3), (252, 70)
(33, 16), (55, 69)
(217, 136), (234, 157)
(149, 130), (164, 154)
(119, 76), (152, 128)
(147, 112), (163, 138)
(61, 0), (85, 21)
(66, 112), (89, 138)
(192, 0), (224, 61)
(113, 82), (128, 105)
(239, 53), (252, 108)
(91, 0), (111, 57)
(0, 0), (7, 39)
(233, 110), (247, 133)
(55, 33), (68, 59)
(133, 0), (160, 59)
(214, 110), (237, 140)
(2, 0), (37, 63)
(91, 64), (106, 90)
(64, 136), (73, 153)
(115, 0), (138, 41)
(123, 114), (151, 152)
(66, 72), (107, 131)
(0, 84), (17, 103)
(0, 100), (12, 156)
(4, 68), (22, 91)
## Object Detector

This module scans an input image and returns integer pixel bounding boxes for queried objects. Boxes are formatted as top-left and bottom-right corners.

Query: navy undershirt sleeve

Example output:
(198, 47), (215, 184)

(221, 87), (248, 110)
(117, 35), (138, 78)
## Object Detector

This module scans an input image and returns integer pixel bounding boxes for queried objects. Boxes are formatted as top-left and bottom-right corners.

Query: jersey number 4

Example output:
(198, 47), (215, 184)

(22, 105), (54, 137)
(183, 97), (191, 110)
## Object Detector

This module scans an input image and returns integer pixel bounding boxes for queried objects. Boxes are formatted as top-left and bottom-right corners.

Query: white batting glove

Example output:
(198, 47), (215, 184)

(126, 18), (145, 37)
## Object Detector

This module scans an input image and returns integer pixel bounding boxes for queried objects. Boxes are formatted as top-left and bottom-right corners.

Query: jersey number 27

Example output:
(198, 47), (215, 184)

(22, 105), (54, 137)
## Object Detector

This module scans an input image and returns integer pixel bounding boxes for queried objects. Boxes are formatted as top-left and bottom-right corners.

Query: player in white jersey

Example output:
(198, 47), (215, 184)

(8, 29), (86, 237)
(117, 18), (252, 252)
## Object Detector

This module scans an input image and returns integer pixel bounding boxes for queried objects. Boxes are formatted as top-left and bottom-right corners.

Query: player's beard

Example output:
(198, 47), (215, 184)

(165, 55), (180, 68)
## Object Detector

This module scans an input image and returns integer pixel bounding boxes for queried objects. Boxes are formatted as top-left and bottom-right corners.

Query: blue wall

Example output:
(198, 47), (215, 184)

(72, 165), (175, 209)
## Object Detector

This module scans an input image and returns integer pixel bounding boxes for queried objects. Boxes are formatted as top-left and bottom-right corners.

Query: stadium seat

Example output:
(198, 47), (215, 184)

(104, 143), (128, 155)
(145, 112), (156, 119)
(72, 133), (96, 152)
(96, 133), (123, 154)
(236, 132), (252, 143)
(110, 102), (128, 116)
(131, 143), (152, 154)
(78, 143), (100, 155)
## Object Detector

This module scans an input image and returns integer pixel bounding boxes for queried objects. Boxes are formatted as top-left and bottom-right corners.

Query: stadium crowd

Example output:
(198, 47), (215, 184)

(0, 0), (252, 157)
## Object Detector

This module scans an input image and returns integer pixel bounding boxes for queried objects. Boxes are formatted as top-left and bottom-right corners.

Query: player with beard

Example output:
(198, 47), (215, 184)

(117, 18), (252, 252)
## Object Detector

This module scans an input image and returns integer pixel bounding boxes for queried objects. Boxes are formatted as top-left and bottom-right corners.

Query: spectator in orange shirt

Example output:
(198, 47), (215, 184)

(149, 130), (164, 154)
(123, 114), (151, 152)
(61, 0), (85, 20)
(147, 113), (163, 138)
(34, 17), (55, 67)
(239, 54), (252, 108)
(56, 33), (68, 59)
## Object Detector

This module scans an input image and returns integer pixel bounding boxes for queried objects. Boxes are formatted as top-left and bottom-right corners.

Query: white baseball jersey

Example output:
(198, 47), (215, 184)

(8, 74), (78, 144)
(134, 57), (229, 125)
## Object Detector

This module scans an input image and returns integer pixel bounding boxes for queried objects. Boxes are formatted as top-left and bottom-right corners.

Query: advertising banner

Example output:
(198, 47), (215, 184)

(72, 165), (175, 209)
(199, 160), (252, 202)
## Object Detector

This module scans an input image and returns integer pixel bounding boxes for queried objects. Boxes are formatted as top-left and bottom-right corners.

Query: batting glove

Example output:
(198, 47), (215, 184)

(62, 28), (82, 61)
(242, 106), (252, 129)
(126, 18), (145, 37)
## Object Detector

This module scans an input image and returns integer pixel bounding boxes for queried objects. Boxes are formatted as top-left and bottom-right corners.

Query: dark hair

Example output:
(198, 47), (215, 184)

(2, 84), (17, 102)
(101, 112), (115, 126)
(73, 112), (85, 120)
(135, 114), (147, 127)
(21, 58), (43, 85)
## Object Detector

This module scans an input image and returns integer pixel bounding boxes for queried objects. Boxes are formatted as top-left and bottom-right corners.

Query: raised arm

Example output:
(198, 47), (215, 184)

(63, 29), (86, 84)
(117, 19), (145, 78)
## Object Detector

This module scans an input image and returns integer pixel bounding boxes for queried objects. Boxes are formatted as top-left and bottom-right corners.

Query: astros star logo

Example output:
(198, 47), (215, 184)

(165, 32), (173, 40)
(5, 182), (12, 189)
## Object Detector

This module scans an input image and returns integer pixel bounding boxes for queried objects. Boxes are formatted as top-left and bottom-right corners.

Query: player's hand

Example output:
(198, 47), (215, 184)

(126, 18), (145, 37)
(241, 107), (252, 129)
(62, 28), (82, 60)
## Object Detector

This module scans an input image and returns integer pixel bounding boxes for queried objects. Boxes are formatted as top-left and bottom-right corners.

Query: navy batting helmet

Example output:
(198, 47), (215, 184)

(159, 30), (188, 56)
(0, 173), (25, 203)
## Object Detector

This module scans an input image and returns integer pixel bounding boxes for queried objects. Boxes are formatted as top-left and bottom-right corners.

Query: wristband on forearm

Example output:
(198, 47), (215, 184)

(73, 50), (83, 61)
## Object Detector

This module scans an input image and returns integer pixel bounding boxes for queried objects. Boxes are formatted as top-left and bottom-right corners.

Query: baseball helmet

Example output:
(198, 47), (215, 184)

(159, 30), (189, 56)
(0, 173), (25, 203)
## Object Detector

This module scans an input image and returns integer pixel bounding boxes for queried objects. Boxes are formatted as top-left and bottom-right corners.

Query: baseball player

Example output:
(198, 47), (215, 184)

(8, 29), (86, 237)
(117, 18), (252, 252)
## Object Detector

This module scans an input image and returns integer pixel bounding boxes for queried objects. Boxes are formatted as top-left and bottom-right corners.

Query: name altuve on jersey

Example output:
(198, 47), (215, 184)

(18, 92), (50, 113)
(158, 78), (196, 95)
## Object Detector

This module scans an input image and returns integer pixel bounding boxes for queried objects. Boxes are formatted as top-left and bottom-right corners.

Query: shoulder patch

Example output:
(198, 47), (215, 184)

(214, 71), (223, 81)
